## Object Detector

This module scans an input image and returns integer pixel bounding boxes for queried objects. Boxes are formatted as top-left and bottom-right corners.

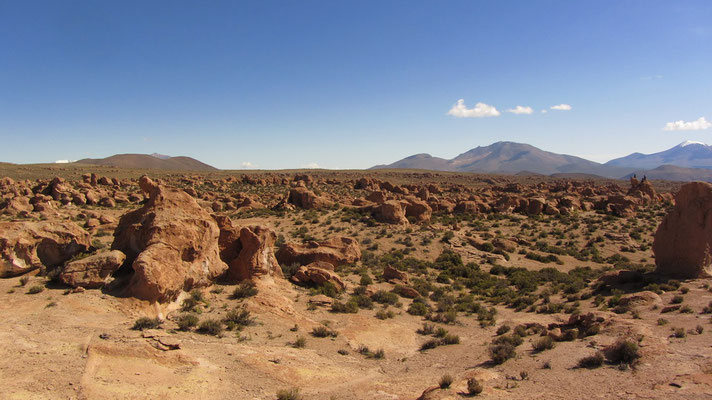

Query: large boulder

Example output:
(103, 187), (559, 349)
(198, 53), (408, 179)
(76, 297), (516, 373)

(373, 200), (409, 225)
(276, 237), (361, 267)
(653, 182), (712, 278)
(0, 221), (91, 277)
(59, 250), (126, 289)
(286, 187), (334, 209)
(111, 176), (228, 302)
(403, 198), (432, 223)
(227, 225), (283, 282)
(291, 261), (346, 291)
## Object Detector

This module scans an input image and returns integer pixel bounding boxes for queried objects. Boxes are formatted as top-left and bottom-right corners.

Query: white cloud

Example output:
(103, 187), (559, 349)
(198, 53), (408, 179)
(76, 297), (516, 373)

(54, 159), (71, 164)
(550, 104), (572, 111)
(506, 105), (533, 115)
(541, 109), (548, 114)
(241, 161), (257, 169)
(663, 117), (712, 131)
(300, 162), (320, 169)
(447, 99), (500, 118)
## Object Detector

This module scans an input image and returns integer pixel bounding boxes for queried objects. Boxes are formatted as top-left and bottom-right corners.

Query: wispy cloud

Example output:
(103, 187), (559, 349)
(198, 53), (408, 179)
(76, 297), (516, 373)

(241, 161), (258, 169)
(550, 104), (572, 111)
(663, 117), (711, 131)
(447, 99), (500, 118)
(640, 75), (663, 80)
(506, 105), (533, 115)
(302, 162), (320, 169)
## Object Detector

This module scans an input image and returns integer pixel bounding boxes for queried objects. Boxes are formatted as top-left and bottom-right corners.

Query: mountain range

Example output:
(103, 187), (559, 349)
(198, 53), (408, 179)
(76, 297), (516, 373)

(74, 154), (217, 171)
(372, 141), (712, 181)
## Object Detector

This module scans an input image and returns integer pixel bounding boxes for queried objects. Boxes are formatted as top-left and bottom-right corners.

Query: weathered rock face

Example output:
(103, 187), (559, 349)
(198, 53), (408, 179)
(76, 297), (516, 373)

(286, 187), (334, 209)
(653, 182), (712, 278)
(291, 261), (345, 291)
(227, 225), (283, 282)
(59, 250), (126, 289)
(276, 237), (361, 267)
(0, 221), (92, 277)
(111, 176), (228, 303)
(1, 196), (33, 215)
(403, 198), (432, 223)
(373, 200), (409, 225)
(383, 265), (409, 284)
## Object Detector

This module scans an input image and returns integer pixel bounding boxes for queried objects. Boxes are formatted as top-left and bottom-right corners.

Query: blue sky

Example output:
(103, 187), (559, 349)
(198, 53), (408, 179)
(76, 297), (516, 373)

(1, 1), (711, 169)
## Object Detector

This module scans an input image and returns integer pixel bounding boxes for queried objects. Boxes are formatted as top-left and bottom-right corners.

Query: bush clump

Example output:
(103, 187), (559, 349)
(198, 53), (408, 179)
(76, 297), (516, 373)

(439, 374), (453, 389)
(232, 282), (258, 299)
(467, 378), (484, 395)
(532, 336), (555, 352)
(577, 352), (604, 369)
(197, 319), (223, 336)
(489, 342), (516, 364)
(604, 339), (641, 365)
(176, 313), (199, 331)
(132, 317), (162, 331)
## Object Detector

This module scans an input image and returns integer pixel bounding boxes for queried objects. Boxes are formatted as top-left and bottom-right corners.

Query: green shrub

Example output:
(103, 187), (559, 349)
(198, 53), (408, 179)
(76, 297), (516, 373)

(577, 352), (604, 369)
(496, 325), (511, 335)
(276, 388), (301, 400)
(132, 317), (162, 331)
(439, 374), (453, 389)
(408, 298), (430, 316)
(532, 336), (555, 352)
(197, 319), (223, 336)
(176, 313), (199, 331)
(19, 276), (29, 286)
(467, 378), (484, 395)
(26, 285), (44, 294)
(604, 339), (641, 365)
(223, 308), (253, 329)
(292, 336), (307, 348)
(371, 290), (399, 305)
(232, 282), (258, 299)
(311, 326), (338, 338)
(489, 343), (516, 364)
(420, 339), (439, 351)
(331, 300), (359, 313)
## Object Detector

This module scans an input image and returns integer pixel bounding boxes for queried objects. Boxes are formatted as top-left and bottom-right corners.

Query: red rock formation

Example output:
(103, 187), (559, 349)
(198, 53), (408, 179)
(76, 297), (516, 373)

(276, 237), (361, 267)
(0, 221), (91, 277)
(653, 182), (712, 278)
(227, 225), (283, 282)
(291, 261), (345, 291)
(111, 176), (228, 302)
(59, 250), (126, 289)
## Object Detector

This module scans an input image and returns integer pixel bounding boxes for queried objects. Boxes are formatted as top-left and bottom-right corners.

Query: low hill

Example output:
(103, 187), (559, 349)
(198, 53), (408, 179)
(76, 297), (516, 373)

(74, 154), (217, 171)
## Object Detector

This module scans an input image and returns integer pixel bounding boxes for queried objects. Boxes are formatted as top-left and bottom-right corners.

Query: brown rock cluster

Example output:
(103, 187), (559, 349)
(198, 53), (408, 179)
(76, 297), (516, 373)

(0, 221), (91, 277)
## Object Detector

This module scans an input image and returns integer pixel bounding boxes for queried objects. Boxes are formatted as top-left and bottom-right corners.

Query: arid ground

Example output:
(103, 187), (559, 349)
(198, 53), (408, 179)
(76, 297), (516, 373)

(1, 164), (711, 400)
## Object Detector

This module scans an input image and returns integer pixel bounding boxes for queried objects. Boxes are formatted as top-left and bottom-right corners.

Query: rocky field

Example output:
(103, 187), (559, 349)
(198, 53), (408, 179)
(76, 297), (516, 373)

(1, 166), (711, 400)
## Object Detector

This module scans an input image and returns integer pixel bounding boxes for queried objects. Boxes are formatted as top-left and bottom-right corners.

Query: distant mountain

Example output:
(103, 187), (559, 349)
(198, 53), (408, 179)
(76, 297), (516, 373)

(75, 154), (218, 171)
(622, 164), (712, 183)
(372, 141), (633, 178)
(606, 141), (712, 170)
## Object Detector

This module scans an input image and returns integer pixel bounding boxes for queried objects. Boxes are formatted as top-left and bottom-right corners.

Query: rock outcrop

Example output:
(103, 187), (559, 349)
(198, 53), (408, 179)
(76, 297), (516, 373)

(653, 181), (712, 278)
(372, 200), (409, 225)
(227, 225), (283, 282)
(285, 187), (334, 209)
(276, 237), (361, 267)
(59, 250), (126, 289)
(111, 176), (228, 302)
(0, 221), (91, 277)
(291, 261), (346, 291)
